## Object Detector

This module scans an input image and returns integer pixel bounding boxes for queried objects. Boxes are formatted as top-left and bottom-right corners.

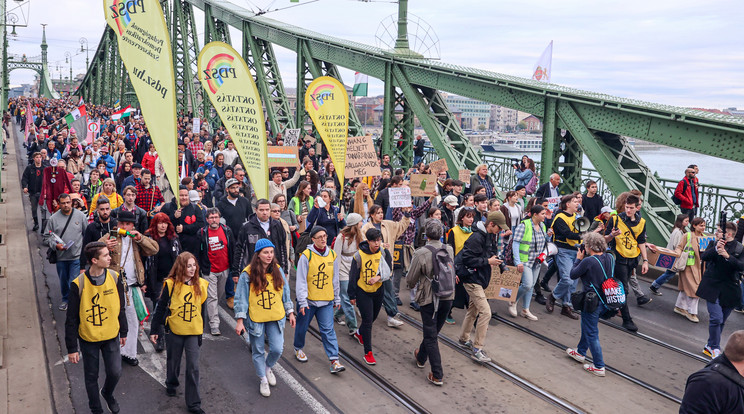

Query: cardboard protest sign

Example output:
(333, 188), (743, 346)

(647, 247), (680, 269)
(698, 234), (715, 251)
(430, 159), (448, 174)
(409, 174), (437, 197)
(458, 169), (471, 183)
(283, 128), (301, 147)
(484, 265), (522, 301)
(345, 135), (382, 178)
(389, 187), (412, 208)
(267, 146), (299, 167)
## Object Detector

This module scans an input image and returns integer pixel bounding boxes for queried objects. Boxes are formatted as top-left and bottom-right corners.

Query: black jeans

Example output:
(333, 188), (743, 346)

(79, 337), (122, 414)
(681, 207), (697, 223)
(357, 289), (384, 354)
(166, 333), (202, 410)
(613, 257), (636, 323)
(417, 300), (453, 379)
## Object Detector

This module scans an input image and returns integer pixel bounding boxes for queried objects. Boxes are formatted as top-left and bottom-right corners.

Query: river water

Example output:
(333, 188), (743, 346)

(489, 147), (744, 189)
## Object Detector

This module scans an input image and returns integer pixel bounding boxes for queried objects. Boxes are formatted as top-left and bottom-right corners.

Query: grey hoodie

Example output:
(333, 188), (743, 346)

(295, 243), (340, 309)
(44, 209), (88, 263)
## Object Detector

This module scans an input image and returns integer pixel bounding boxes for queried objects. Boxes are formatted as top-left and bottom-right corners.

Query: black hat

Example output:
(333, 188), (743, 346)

(309, 226), (327, 239)
(515, 185), (526, 191)
(132, 163), (143, 169)
(118, 210), (136, 223)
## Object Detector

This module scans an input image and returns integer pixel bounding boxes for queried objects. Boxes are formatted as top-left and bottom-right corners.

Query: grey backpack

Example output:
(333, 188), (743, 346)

(424, 245), (456, 298)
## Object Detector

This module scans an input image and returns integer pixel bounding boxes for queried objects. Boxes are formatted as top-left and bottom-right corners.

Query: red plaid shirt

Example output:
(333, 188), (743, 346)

(187, 140), (204, 154)
(135, 182), (165, 212)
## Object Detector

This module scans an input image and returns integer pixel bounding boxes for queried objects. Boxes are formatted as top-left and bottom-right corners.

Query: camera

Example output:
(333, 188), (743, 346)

(511, 158), (521, 169)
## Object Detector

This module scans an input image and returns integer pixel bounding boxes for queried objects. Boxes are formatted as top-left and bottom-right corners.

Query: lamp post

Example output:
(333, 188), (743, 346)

(79, 37), (88, 68)
(64, 51), (72, 96)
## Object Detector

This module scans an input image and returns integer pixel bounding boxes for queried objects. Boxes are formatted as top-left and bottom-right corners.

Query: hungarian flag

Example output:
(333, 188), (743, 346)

(64, 105), (87, 138)
(353, 72), (368, 97)
(111, 105), (133, 120)
(78, 96), (84, 106)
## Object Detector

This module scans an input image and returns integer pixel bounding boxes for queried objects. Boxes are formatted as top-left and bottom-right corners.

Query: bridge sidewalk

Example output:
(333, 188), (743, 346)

(0, 127), (54, 414)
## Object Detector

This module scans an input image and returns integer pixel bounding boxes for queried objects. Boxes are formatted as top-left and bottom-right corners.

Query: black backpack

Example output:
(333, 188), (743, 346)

(672, 179), (687, 206)
(424, 245), (456, 298)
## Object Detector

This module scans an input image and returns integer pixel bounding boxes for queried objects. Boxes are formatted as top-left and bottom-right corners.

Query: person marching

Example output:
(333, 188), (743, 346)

(234, 239), (296, 397)
(348, 228), (394, 365)
(149, 253), (208, 414)
(446, 208), (476, 324)
(293, 226), (346, 374)
(65, 242), (127, 414)
(510, 205), (550, 321)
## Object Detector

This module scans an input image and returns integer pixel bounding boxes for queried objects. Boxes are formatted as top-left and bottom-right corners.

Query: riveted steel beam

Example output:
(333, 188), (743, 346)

(171, 0), (202, 117)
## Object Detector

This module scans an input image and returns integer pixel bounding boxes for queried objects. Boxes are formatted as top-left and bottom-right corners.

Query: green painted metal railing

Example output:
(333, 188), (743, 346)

(423, 147), (744, 236)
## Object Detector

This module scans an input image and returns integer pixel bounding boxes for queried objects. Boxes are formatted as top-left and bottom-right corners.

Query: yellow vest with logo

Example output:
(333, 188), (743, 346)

(357, 250), (383, 293)
(612, 215), (646, 258)
(246, 265), (286, 323)
(449, 226), (473, 255)
(303, 250), (336, 301)
(165, 278), (208, 336)
(74, 270), (121, 343)
(551, 212), (581, 247)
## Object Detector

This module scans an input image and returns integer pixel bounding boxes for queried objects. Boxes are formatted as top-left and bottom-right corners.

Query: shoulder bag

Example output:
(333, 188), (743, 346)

(46, 212), (74, 264)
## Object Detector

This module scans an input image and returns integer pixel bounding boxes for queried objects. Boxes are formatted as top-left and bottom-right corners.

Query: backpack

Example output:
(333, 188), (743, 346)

(589, 255), (626, 316)
(424, 245), (456, 298)
(526, 173), (538, 195)
(672, 179), (687, 205)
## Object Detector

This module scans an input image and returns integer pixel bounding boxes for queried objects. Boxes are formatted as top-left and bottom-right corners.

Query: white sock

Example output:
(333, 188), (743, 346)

(260, 376), (268, 384)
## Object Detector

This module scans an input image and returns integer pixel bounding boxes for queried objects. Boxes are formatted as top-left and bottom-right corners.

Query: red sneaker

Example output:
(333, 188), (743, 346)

(353, 331), (364, 346)
(364, 351), (376, 365)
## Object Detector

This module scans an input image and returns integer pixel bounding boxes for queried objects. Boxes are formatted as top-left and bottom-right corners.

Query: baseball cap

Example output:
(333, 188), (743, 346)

(486, 211), (509, 231)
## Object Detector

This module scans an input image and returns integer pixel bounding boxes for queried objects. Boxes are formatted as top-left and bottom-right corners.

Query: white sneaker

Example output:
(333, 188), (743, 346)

(387, 316), (404, 328)
(566, 348), (586, 363)
(295, 349), (308, 362)
(259, 379), (270, 397)
(521, 309), (538, 321)
(583, 363), (606, 377)
(508, 302), (518, 318)
(266, 368), (276, 386)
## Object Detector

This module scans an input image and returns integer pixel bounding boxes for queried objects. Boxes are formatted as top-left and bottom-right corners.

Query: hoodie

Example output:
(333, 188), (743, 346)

(347, 241), (393, 301)
(295, 243), (340, 309)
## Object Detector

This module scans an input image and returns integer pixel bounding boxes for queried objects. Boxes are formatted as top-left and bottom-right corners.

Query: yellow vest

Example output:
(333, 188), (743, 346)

(551, 212), (581, 247)
(303, 250), (336, 301)
(73, 270), (121, 343)
(165, 278), (208, 336)
(247, 268), (286, 323)
(612, 215), (646, 258)
(357, 250), (383, 293)
(449, 226), (473, 255)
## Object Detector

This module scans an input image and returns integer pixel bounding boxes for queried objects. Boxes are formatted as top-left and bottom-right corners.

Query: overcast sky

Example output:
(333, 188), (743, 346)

(9, 0), (744, 109)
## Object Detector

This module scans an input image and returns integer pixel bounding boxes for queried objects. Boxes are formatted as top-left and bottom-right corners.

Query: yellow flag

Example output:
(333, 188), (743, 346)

(197, 42), (268, 200)
(103, 0), (178, 203)
(305, 76), (348, 200)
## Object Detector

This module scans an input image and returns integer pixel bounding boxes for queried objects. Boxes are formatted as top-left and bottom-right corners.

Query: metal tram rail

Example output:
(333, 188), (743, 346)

(396, 312), (586, 414)
(597, 319), (709, 363)
(305, 324), (431, 414)
(490, 313), (683, 404)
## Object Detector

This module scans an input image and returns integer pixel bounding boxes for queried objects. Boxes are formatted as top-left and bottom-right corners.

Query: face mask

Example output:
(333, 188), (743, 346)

(205, 161), (213, 169)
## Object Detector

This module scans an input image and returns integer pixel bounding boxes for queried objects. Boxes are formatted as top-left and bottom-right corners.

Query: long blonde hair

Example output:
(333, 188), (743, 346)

(353, 182), (374, 217)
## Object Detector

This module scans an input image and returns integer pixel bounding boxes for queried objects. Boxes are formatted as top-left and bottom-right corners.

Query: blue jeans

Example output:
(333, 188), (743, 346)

(334, 280), (358, 332)
(57, 259), (81, 303)
(651, 269), (675, 289)
(250, 321), (284, 379)
(577, 303), (606, 368)
(413, 155), (423, 166)
(706, 299), (734, 350)
(516, 262), (542, 309)
(552, 248), (578, 307)
(225, 276), (234, 299)
(382, 279), (399, 318)
(293, 303), (339, 360)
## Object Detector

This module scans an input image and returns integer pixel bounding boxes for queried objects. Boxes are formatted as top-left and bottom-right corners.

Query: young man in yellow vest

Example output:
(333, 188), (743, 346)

(603, 194), (649, 332)
(65, 242), (127, 414)
(293, 226), (346, 374)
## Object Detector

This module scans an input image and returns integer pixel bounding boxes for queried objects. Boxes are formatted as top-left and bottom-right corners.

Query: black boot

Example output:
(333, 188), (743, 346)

(32, 219), (39, 232)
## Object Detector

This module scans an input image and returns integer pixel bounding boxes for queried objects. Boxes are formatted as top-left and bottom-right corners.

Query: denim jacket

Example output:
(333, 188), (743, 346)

(234, 266), (293, 337)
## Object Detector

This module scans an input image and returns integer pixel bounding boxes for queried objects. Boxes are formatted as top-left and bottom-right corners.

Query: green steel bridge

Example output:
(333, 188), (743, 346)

(64, 0), (744, 244)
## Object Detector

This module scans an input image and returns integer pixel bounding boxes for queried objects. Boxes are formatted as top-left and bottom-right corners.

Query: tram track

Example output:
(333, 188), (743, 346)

(305, 324), (431, 414)
(395, 312), (586, 414)
(490, 313), (684, 404)
(597, 319), (709, 363)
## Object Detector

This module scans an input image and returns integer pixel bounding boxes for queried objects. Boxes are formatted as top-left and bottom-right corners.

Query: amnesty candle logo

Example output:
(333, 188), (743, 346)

(203, 53), (236, 93)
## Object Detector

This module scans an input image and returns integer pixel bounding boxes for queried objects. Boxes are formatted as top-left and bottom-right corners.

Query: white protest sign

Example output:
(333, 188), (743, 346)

(192, 118), (201, 134)
(284, 128), (301, 147)
(547, 196), (561, 213)
(389, 187), (412, 208)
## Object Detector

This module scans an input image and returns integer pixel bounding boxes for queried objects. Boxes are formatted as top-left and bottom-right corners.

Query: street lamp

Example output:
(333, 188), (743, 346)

(64, 51), (72, 94)
(79, 37), (89, 68)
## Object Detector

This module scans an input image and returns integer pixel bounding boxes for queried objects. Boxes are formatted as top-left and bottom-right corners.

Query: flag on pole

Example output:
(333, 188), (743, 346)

(353, 72), (368, 97)
(64, 105), (88, 138)
(25, 102), (34, 142)
(111, 105), (133, 120)
(113, 99), (121, 110)
(531, 40), (553, 83)
(78, 96), (84, 106)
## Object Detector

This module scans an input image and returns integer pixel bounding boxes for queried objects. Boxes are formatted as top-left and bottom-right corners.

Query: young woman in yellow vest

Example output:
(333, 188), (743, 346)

(546, 194), (585, 320)
(446, 208), (476, 324)
(510, 205), (549, 321)
(234, 239), (295, 397)
(149, 252), (208, 414)
(292, 226), (346, 373)
(66, 242), (127, 414)
(348, 228), (394, 365)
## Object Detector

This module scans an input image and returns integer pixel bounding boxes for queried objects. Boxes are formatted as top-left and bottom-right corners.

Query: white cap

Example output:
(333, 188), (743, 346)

(443, 195), (459, 207)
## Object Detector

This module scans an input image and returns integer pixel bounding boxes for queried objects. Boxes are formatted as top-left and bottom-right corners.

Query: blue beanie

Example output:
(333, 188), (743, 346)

(254, 238), (275, 253)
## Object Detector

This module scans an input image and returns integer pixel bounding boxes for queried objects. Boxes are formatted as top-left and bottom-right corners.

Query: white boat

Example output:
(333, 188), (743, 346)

(481, 134), (543, 153)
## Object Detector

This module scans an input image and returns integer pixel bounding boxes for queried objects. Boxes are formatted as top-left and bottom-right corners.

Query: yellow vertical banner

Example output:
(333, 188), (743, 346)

(197, 42), (268, 200)
(304, 76), (348, 200)
(103, 0), (178, 201)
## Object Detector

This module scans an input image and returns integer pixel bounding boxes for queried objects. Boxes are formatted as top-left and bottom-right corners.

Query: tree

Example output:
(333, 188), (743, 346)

(517, 121), (527, 131)
(477, 124), (486, 131)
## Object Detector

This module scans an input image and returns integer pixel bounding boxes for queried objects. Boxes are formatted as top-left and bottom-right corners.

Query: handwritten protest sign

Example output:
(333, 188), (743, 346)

(284, 128), (301, 147)
(484, 265), (522, 301)
(547, 196), (561, 213)
(389, 187), (412, 208)
(267, 146), (300, 167)
(409, 174), (437, 197)
(345, 135), (382, 178)
(430, 159), (448, 174)
(458, 169), (471, 183)
(192, 118), (200, 134)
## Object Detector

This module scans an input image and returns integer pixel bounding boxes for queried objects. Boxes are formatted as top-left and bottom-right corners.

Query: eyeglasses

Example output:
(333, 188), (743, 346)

(312, 234), (327, 240)
(270, 209), (280, 213)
